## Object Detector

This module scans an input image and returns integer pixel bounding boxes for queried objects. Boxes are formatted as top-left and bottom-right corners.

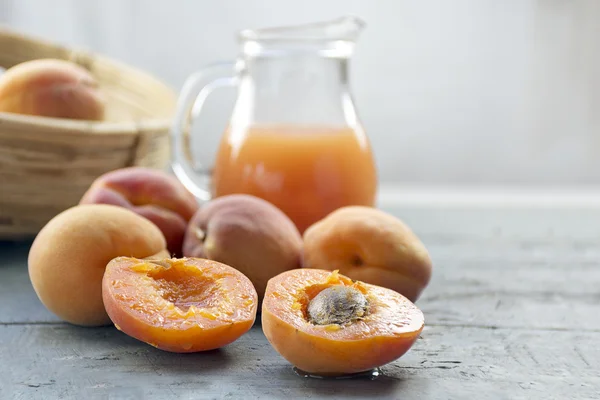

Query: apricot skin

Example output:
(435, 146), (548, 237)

(262, 269), (424, 376)
(302, 206), (432, 302)
(182, 194), (302, 303)
(103, 257), (258, 352)
(80, 167), (199, 257)
(0, 58), (105, 120)
(28, 204), (167, 327)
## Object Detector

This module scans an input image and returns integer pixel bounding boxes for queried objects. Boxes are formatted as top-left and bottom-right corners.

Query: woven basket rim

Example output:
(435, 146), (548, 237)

(0, 111), (172, 135)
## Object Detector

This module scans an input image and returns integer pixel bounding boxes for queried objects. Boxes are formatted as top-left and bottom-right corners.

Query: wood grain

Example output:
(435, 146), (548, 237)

(0, 324), (598, 400)
(1, 205), (599, 399)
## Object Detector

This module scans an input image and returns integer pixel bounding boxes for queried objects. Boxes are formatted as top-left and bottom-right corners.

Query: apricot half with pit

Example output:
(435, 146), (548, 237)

(262, 269), (424, 376)
(302, 206), (432, 302)
(102, 256), (258, 352)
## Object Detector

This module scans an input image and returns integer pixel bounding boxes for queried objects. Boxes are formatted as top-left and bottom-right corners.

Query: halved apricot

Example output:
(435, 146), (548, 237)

(262, 269), (424, 376)
(102, 256), (258, 352)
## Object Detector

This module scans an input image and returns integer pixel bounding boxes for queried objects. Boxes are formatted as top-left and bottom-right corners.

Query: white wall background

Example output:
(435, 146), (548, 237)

(2, 0), (600, 186)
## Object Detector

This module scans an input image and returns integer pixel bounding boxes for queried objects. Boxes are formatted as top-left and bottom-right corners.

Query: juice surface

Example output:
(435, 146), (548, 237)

(212, 124), (378, 233)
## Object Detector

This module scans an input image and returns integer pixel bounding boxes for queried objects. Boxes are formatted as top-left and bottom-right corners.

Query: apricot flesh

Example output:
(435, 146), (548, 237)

(183, 194), (302, 303)
(80, 167), (199, 257)
(262, 269), (424, 376)
(28, 204), (167, 326)
(0, 58), (105, 120)
(102, 256), (258, 352)
(302, 206), (432, 302)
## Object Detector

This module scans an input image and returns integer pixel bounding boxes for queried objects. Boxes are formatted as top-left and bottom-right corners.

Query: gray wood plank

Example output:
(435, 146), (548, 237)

(388, 206), (600, 331)
(0, 323), (598, 400)
(419, 240), (600, 330)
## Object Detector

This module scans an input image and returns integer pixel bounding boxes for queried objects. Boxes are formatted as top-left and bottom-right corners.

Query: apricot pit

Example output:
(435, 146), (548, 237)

(307, 285), (369, 326)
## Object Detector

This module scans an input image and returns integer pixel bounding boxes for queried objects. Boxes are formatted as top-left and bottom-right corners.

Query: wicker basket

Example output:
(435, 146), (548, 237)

(0, 28), (178, 239)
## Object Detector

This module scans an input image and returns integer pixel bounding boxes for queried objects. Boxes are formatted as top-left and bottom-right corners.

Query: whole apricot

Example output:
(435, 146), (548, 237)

(80, 167), (199, 257)
(28, 204), (167, 326)
(262, 269), (424, 376)
(103, 256), (258, 352)
(0, 58), (105, 120)
(182, 194), (303, 303)
(302, 206), (432, 302)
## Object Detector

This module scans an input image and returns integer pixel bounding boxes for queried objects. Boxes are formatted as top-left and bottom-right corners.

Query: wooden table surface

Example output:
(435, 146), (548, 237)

(1, 202), (599, 399)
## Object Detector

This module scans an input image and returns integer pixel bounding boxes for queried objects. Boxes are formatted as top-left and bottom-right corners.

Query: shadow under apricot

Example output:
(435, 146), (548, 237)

(43, 324), (236, 376)
(0, 239), (33, 267)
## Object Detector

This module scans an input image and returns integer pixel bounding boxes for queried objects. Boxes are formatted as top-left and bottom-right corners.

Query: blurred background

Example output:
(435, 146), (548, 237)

(2, 0), (599, 187)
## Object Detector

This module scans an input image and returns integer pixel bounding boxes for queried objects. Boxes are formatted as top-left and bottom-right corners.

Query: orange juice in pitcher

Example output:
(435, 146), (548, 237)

(170, 17), (378, 232)
(213, 124), (377, 233)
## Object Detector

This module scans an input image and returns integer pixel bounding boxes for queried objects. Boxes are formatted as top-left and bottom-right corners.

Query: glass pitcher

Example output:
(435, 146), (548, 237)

(171, 16), (378, 233)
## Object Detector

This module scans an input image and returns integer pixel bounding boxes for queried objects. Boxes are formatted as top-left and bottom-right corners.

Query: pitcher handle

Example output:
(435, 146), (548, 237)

(170, 62), (238, 202)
